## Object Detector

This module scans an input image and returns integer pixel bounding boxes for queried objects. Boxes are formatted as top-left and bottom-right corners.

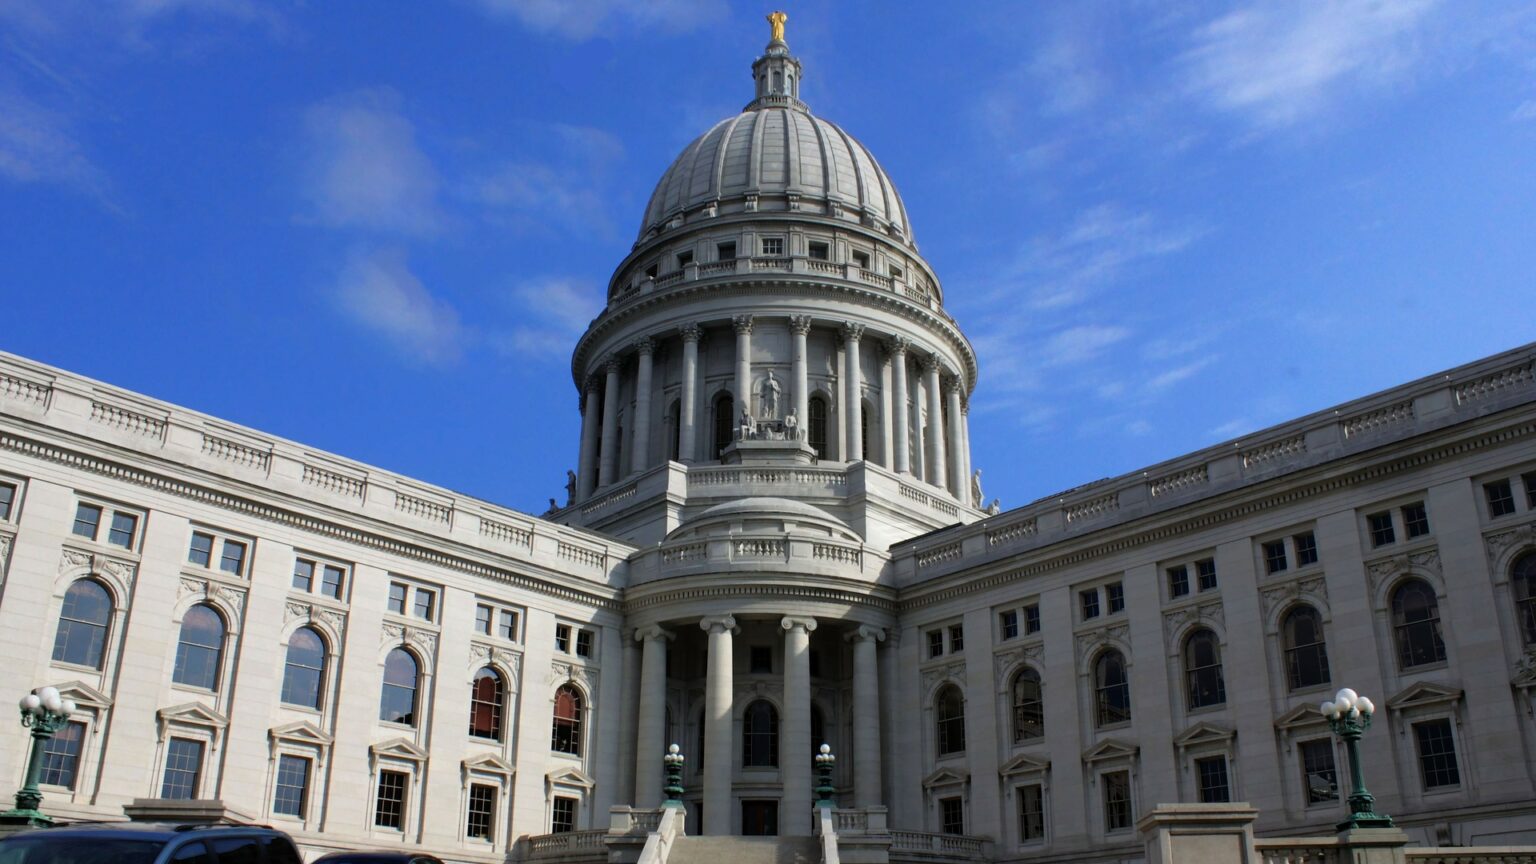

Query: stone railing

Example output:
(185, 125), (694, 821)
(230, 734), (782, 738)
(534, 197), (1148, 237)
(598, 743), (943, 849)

(603, 806), (682, 864)
(524, 829), (608, 861)
(890, 831), (985, 857)
(900, 483), (959, 518)
(819, 807), (842, 864)
(1406, 852), (1536, 863)
(582, 482), (638, 515)
(1253, 838), (1341, 863)
(688, 465), (848, 490)
(610, 254), (939, 311)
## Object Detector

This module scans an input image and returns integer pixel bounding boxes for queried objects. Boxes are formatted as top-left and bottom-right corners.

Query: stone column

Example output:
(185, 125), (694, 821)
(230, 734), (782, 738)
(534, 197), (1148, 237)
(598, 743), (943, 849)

(733, 315), (754, 415)
(843, 322), (865, 462)
(923, 355), (946, 492)
(960, 401), (973, 507)
(634, 625), (673, 808)
(945, 379), (964, 499)
(887, 338), (910, 474)
(680, 324), (701, 463)
(781, 616), (818, 835)
(630, 338), (655, 475)
(577, 378), (602, 498)
(848, 625), (885, 808)
(598, 356), (622, 488)
(617, 632), (641, 807)
(911, 367), (926, 481)
(701, 615), (737, 835)
(878, 349), (894, 468)
(790, 315), (812, 434)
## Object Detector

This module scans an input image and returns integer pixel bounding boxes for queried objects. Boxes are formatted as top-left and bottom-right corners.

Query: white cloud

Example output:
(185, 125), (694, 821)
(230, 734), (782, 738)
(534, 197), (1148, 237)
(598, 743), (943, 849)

(1144, 355), (1218, 392)
(493, 278), (602, 360)
(334, 247), (465, 366)
(0, 86), (110, 201)
(464, 125), (625, 237)
(1013, 203), (1209, 309)
(1513, 99), (1536, 122)
(302, 90), (444, 235)
(1179, 0), (1442, 130)
(474, 0), (726, 41)
(1041, 324), (1132, 368)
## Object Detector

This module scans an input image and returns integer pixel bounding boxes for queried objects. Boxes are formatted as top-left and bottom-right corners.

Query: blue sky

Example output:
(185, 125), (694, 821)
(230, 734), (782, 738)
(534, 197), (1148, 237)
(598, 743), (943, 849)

(2, 1), (1535, 515)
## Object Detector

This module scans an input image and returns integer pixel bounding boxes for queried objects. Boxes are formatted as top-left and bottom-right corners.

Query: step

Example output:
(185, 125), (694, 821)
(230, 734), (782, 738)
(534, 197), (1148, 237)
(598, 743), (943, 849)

(668, 835), (819, 864)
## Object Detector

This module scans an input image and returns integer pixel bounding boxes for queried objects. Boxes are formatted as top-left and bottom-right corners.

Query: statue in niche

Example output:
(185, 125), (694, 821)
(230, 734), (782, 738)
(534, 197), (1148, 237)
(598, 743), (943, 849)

(759, 371), (782, 420)
(971, 468), (984, 509)
(565, 470), (577, 505)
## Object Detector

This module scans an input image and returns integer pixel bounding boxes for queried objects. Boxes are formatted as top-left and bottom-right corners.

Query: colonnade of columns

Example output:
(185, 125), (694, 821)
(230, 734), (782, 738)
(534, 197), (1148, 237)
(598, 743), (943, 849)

(574, 317), (974, 503)
(629, 616), (886, 836)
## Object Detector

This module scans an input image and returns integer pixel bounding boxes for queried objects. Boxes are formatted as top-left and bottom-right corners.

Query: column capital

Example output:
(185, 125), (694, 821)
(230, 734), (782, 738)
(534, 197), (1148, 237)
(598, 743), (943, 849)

(845, 624), (887, 644)
(700, 615), (738, 634)
(680, 322), (703, 343)
(884, 335), (910, 356)
(921, 353), (943, 374)
(634, 625), (675, 643)
(633, 336), (656, 356)
(841, 321), (866, 342)
(585, 375), (604, 395)
(605, 355), (624, 374)
(789, 314), (813, 336)
(732, 315), (754, 335)
(781, 616), (819, 634)
(944, 376), (962, 395)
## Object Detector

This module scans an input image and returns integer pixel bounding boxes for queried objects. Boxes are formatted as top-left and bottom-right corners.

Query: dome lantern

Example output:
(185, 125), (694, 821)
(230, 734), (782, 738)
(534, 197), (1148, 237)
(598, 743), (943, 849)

(747, 10), (806, 112)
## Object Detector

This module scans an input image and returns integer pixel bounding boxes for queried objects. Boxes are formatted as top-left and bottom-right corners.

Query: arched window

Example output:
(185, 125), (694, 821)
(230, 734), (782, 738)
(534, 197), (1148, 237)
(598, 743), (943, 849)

(808, 394), (829, 457)
(52, 579), (113, 669)
(1513, 552), (1536, 645)
(1094, 649), (1131, 727)
(173, 604), (226, 691)
(552, 684), (583, 755)
(713, 393), (734, 460)
(380, 648), (419, 726)
(742, 700), (779, 767)
(281, 627), (327, 709)
(1282, 605), (1331, 690)
(469, 667), (505, 740)
(667, 398), (682, 462)
(935, 684), (965, 755)
(1183, 628), (1226, 709)
(1392, 579), (1446, 668)
(1011, 668), (1043, 742)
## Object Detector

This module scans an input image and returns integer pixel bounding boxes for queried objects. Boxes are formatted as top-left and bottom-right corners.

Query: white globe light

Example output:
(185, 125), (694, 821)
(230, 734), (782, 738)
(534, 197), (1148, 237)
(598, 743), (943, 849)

(1348, 706), (1361, 720)
(41, 692), (62, 713)
(37, 686), (59, 704)
(1336, 688), (1357, 707)
(668, 743), (680, 754)
(819, 743), (831, 755)
(1357, 696), (1374, 716)
(61, 699), (77, 715)
(1320, 700), (1335, 718)
(20, 694), (41, 713)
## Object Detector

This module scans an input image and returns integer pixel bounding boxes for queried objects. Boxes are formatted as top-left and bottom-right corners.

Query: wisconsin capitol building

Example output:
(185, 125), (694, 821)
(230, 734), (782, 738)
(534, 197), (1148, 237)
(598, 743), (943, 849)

(2, 15), (1535, 864)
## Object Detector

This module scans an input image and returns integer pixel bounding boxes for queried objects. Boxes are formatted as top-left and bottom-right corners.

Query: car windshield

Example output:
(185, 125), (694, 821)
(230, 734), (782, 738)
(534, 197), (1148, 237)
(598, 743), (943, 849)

(0, 837), (163, 864)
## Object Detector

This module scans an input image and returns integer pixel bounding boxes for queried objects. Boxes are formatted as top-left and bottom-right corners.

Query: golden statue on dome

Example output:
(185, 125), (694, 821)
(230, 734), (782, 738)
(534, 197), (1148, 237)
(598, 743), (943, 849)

(767, 10), (787, 43)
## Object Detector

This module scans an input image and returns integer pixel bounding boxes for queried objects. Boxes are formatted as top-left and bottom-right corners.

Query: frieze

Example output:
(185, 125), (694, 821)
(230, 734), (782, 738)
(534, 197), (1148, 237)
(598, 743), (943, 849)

(1486, 523), (1536, 571)
(1163, 602), (1225, 644)
(1365, 547), (1441, 594)
(1075, 623), (1131, 667)
(1259, 575), (1330, 623)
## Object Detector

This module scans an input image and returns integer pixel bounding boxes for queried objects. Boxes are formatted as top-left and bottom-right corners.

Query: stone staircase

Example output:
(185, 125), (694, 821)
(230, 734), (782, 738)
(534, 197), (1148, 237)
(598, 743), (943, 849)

(667, 836), (820, 864)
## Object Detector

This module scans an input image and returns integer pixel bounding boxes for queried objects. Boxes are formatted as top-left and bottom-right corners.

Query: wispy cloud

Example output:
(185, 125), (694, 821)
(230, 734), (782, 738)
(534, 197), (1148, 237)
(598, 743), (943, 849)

(463, 125), (626, 237)
(1041, 325), (1132, 367)
(333, 247), (466, 366)
(301, 90), (445, 235)
(1513, 99), (1536, 122)
(493, 278), (602, 359)
(1143, 355), (1218, 392)
(474, 0), (726, 41)
(0, 86), (111, 202)
(1179, 0), (1442, 131)
(1011, 204), (1209, 309)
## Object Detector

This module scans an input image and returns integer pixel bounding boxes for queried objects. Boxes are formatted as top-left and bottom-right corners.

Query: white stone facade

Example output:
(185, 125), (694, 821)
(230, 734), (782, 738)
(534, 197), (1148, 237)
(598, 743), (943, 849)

(3, 24), (1536, 864)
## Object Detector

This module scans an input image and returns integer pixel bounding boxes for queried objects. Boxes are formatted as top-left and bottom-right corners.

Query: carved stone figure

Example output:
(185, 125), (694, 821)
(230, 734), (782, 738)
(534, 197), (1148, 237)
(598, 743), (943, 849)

(767, 10), (787, 42)
(971, 468), (984, 509)
(784, 408), (800, 440)
(740, 408), (755, 441)
(759, 371), (782, 419)
(565, 470), (577, 505)
(987, 499), (1002, 516)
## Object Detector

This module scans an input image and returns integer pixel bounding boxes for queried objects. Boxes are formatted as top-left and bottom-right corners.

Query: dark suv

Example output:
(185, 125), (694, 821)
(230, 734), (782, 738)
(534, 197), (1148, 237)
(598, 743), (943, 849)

(0, 821), (303, 864)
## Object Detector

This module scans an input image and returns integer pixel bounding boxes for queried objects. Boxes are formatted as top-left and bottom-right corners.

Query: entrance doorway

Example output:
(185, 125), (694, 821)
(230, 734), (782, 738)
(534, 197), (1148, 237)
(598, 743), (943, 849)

(741, 800), (778, 836)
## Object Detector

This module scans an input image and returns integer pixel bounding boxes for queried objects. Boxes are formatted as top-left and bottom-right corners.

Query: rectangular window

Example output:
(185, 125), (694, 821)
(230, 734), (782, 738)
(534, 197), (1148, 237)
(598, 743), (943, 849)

(889, 264), (904, 279)
(1299, 739), (1338, 805)
(72, 503), (103, 539)
(1103, 770), (1132, 832)
(1414, 719), (1461, 789)
(107, 512), (137, 549)
(717, 241), (737, 261)
(1264, 540), (1288, 574)
(39, 721), (85, 789)
(551, 796), (577, 833)
(575, 629), (594, 658)
(499, 610), (518, 641)
(760, 237), (784, 256)
(675, 250), (694, 268)
(1017, 783), (1044, 842)
(467, 783), (497, 840)
(1524, 472), (1536, 510)
(940, 797), (965, 836)
(851, 250), (870, 269)
(1486, 479), (1517, 518)
(807, 240), (830, 261)
(1106, 582), (1125, 614)
(320, 565), (345, 600)
(219, 539), (247, 576)
(412, 588), (435, 621)
(1080, 589), (1100, 620)
(292, 559), (314, 592)
(273, 754), (310, 818)
(1000, 610), (1019, 640)
(374, 770), (408, 829)
(161, 738), (204, 800)
(750, 645), (773, 673)
(1367, 511), (1396, 547)
(949, 624), (965, 652)
(1196, 559), (1218, 591)
(1195, 756), (1231, 803)
(1402, 502), (1430, 538)
(927, 629), (944, 659)
(0, 480), (15, 521)
(1167, 565), (1190, 597)
(387, 583), (408, 615)
(555, 624), (572, 653)
(475, 604), (493, 635)
(1294, 532), (1319, 567)
(1023, 604), (1041, 634)
(644, 263), (658, 279)
(189, 531), (215, 567)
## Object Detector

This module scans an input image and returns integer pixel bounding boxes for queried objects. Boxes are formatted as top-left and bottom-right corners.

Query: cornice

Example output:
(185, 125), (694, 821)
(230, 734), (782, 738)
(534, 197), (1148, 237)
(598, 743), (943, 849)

(624, 576), (898, 615)
(0, 429), (623, 612)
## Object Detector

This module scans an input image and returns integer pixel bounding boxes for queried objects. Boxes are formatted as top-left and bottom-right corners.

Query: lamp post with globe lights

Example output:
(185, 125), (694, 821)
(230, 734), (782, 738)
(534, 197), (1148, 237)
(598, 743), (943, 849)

(1320, 687), (1394, 831)
(814, 744), (836, 808)
(663, 744), (686, 806)
(1, 686), (77, 826)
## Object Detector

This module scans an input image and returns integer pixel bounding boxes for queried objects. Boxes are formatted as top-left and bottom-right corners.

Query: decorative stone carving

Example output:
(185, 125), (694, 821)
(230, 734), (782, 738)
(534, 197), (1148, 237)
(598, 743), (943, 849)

(285, 601), (312, 625)
(921, 660), (967, 691)
(604, 355), (623, 374)
(1163, 601), (1225, 644)
(1486, 524), (1536, 570)
(1075, 623), (1131, 667)
(680, 322), (703, 343)
(1259, 575), (1330, 623)
(884, 335), (909, 356)
(842, 321), (865, 342)
(733, 314), (754, 335)
(759, 370), (782, 419)
(550, 659), (597, 691)
(632, 337), (655, 356)
(1365, 547), (1442, 594)
(789, 315), (813, 336)
(381, 621), (437, 655)
(1513, 648), (1536, 691)
(180, 576), (207, 599)
(59, 547), (137, 590)
(470, 642), (523, 690)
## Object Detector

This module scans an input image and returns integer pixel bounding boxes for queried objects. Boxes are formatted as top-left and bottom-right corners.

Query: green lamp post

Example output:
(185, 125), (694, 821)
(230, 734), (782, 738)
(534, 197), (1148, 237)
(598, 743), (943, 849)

(663, 744), (686, 806)
(1, 687), (77, 827)
(1320, 687), (1394, 831)
(814, 744), (836, 808)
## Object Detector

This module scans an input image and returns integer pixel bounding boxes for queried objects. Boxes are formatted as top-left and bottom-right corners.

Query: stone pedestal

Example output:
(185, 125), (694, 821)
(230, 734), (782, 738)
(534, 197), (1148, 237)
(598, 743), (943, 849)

(1138, 803), (1260, 864)
(721, 438), (819, 465)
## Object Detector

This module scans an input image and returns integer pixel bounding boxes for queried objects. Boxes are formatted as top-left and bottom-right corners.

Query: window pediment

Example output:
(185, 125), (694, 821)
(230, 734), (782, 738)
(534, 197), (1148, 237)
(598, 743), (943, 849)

(157, 701), (228, 730)
(921, 767), (969, 789)
(50, 680), (112, 710)
(1174, 721), (1235, 750)
(547, 766), (595, 790)
(370, 737), (428, 763)
(1274, 703), (1329, 731)
(269, 720), (332, 747)
(464, 752), (515, 776)
(1385, 681), (1463, 712)
(1082, 739), (1138, 764)
(998, 753), (1050, 778)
